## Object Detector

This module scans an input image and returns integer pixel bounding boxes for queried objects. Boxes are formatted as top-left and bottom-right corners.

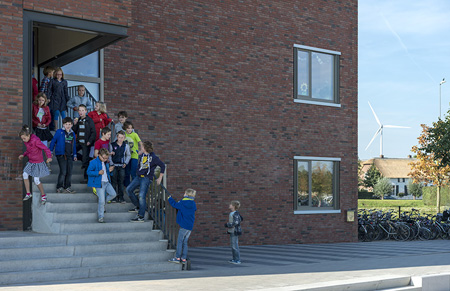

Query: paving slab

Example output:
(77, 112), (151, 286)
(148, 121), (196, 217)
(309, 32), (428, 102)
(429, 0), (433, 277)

(2, 240), (450, 290)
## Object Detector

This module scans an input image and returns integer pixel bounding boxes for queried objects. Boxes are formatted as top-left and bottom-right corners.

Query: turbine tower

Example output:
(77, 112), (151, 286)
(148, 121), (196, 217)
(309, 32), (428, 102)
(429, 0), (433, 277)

(365, 101), (410, 157)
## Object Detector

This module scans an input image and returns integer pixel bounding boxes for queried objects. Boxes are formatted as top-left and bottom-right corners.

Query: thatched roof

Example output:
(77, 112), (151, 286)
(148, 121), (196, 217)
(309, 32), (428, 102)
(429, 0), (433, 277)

(362, 157), (416, 178)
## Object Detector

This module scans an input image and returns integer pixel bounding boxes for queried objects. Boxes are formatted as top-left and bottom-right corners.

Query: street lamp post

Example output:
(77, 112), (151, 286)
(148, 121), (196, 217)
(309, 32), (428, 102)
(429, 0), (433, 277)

(440, 78), (446, 119)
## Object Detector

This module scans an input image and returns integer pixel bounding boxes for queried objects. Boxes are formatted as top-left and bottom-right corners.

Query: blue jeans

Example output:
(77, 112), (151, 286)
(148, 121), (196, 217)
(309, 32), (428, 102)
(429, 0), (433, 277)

(126, 176), (151, 217)
(124, 158), (138, 187)
(176, 228), (191, 260)
(52, 110), (66, 123)
(96, 181), (116, 219)
(230, 234), (240, 262)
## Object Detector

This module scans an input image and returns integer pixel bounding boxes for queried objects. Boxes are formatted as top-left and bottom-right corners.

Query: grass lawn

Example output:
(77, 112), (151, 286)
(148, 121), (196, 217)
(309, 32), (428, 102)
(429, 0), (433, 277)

(358, 199), (440, 215)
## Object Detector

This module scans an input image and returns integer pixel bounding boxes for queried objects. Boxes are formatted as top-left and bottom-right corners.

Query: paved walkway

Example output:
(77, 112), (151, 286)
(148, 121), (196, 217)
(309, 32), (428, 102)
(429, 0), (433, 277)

(2, 240), (450, 290)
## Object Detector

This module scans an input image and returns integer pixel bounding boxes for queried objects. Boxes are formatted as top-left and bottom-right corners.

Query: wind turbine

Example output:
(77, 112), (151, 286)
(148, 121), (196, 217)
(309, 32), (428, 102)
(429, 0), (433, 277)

(365, 101), (410, 157)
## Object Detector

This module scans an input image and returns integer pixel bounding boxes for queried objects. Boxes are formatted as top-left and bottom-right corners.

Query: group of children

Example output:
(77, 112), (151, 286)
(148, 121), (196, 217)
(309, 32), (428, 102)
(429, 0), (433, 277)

(20, 69), (245, 263)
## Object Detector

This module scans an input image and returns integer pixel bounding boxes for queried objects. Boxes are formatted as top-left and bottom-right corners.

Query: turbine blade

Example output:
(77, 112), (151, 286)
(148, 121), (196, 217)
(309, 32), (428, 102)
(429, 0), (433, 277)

(365, 127), (382, 151)
(384, 125), (410, 129)
(368, 101), (381, 126)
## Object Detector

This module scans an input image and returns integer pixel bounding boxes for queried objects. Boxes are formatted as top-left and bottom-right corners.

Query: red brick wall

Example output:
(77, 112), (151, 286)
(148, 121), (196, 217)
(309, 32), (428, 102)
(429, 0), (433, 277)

(104, 0), (358, 246)
(23, 0), (132, 27)
(0, 0), (132, 231)
(0, 0), (24, 230)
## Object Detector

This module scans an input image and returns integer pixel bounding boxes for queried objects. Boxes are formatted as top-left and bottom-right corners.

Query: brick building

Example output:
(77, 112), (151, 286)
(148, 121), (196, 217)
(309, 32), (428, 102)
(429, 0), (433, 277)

(0, 0), (358, 246)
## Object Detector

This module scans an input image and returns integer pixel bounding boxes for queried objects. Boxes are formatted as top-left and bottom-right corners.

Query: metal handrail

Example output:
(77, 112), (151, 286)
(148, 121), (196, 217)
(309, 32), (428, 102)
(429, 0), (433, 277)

(147, 170), (179, 249)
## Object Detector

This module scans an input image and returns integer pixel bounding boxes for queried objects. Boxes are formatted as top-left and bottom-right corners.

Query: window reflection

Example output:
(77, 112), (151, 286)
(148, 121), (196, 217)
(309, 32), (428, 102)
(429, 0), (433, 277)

(62, 52), (99, 77)
(297, 51), (309, 96)
(297, 161), (309, 206)
(311, 52), (333, 101)
(311, 161), (334, 208)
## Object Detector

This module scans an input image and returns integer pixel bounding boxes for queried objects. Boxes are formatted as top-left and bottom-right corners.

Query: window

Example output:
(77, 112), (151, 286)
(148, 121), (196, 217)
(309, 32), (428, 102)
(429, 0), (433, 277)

(293, 44), (340, 107)
(294, 156), (340, 213)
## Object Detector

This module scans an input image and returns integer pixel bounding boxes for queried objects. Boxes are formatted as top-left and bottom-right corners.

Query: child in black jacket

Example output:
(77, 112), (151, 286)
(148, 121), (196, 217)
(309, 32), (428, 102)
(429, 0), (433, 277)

(225, 200), (243, 264)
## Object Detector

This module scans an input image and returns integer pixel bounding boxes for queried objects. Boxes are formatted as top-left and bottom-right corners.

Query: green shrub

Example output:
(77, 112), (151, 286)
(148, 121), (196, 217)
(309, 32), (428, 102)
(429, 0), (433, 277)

(422, 186), (450, 206)
(358, 191), (375, 199)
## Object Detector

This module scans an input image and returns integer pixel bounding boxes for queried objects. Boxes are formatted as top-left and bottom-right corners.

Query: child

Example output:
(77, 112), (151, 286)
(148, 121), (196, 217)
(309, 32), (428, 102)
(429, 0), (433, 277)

(32, 92), (53, 147)
(39, 66), (54, 97)
(67, 85), (93, 119)
(87, 148), (116, 223)
(88, 102), (112, 141)
(94, 127), (111, 158)
(73, 104), (96, 183)
(114, 111), (128, 137)
(49, 117), (77, 194)
(47, 67), (69, 130)
(109, 130), (131, 203)
(224, 200), (243, 264)
(126, 141), (165, 222)
(19, 125), (52, 204)
(123, 121), (143, 187)
(168, 189), (197, 264)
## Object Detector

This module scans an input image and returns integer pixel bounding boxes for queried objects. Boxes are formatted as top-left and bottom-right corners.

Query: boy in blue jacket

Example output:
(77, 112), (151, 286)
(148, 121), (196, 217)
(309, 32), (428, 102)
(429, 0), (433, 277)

(168, 189), (197, 264)
(87, 148), (116, 223)
(49, 117), (77, 194)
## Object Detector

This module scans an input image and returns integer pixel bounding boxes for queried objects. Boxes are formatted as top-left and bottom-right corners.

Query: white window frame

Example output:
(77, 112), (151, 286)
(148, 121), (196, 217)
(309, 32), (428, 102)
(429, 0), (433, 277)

(293, 44), (341, 108)
(294, 156), (341, 214)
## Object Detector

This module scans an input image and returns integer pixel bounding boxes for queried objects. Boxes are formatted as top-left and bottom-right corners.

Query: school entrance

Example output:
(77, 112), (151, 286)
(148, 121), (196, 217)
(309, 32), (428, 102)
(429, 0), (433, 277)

(22, 11), (128, 229)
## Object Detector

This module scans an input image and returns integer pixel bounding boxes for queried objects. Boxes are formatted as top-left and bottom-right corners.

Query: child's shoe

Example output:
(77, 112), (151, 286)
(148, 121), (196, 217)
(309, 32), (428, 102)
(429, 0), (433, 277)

(128, 207), (139, 213)
(98, 217), (105, 223)
(181, 258), (187, 264)
(23, 193), (32, 201)
(56, 187), (64, 193)
(130, 215), (144, 222)
(168, 257), (180, 264)
(228, 260), (241, 265)
(40, 195), (47, 205)
(92, 188), (97, 196)
(64, 188), (76, 194)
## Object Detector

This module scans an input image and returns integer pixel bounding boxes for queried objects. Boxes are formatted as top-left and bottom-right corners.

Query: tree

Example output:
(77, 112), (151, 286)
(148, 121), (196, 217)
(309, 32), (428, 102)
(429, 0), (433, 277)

(407, 181), (423, 200)
(373, 177), (392, 200)
(409, 124), (450, 213)
(363, 164), (382, 190)
(358, 159), (364, 187)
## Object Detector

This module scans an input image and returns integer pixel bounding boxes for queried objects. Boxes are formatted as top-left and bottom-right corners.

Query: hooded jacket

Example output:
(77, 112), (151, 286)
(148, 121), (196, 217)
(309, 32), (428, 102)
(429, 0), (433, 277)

(23, 134), (52, 164)
(168, 196), (197, 230)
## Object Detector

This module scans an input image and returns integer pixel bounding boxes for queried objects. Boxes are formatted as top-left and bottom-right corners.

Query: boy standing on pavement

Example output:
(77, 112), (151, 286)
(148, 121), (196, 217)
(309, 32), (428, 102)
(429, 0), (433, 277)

(225, 200), (243, 264)
(168, 189), (197, 264)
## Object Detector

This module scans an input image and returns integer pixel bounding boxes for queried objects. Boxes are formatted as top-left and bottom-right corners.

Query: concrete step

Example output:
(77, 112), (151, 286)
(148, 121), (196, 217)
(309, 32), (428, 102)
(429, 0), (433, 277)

(46, 202), (133, 213)
(33, 182), (91, 193)
(0, 245), (75, 261)
(53, 211), (144, 223)
(295, 276), (413, 291)
(42, 173), (85, 182)
(0, 233), (67, 249)
(0, 260), (181, 285)
(66, 230), (163, 245)
(73, 241), (168, 256)
(46, 193), (98, 203)
(59, 221), (153, 234)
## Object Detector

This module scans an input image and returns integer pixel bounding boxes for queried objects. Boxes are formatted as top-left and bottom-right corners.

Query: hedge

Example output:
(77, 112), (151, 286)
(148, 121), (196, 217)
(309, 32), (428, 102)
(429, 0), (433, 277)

(358, 191), (375, 199)
(422, 186), (450, 206)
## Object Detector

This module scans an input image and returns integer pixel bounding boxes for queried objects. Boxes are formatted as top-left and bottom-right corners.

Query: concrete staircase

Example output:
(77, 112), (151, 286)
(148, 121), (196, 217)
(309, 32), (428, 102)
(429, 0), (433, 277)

(0, 161), (181, 286)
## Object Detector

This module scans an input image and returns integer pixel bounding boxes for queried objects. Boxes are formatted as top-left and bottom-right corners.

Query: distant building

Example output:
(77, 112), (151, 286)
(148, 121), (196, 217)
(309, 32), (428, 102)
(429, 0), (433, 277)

(361, 157), (418, 199)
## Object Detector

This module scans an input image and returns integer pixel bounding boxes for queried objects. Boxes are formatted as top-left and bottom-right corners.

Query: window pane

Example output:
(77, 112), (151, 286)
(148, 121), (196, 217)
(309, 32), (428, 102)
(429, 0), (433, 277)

(311, 161), (334, 208)
(297, 51), (309, 97)
(311, 52), (333, 101)
(62, 52), (99, 77)
(67, 81), (99, 102)
(297, 161), (309, 207)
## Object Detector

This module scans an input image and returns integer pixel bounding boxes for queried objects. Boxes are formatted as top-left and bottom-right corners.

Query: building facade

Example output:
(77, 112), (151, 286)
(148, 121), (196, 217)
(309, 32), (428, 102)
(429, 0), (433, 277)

(0, 0), (358, 246)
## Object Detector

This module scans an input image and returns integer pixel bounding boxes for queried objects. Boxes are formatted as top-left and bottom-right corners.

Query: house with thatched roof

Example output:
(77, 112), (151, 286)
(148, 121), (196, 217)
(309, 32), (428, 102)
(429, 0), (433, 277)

(361, 157), (417, 199)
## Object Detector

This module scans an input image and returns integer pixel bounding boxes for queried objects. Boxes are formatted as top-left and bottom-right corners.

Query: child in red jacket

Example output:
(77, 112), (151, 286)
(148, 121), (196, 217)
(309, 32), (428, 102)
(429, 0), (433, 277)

(19, 125), (52, 204)
(32, 92), (53, 147)
(88, 102), (112, 142)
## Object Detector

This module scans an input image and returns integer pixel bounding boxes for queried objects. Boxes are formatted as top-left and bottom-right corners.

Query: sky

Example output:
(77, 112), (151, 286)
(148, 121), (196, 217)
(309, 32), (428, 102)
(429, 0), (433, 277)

(358, 1), (450, 160)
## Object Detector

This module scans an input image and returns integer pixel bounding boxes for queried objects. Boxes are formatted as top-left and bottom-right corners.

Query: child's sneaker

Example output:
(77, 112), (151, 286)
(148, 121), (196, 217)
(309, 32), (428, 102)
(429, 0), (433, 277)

(56, 187), (64, 193)
(92, 188), (97, 196)
(130, 215), (144, 222)
(98, 217), (105, 223)
(64, 188), (76, 194)
(181, 258), (187, 264)
(22, 193), (32, 201)
(128, 207), (139, 213)
(168, 257), (180, 264)
(40, 195), (47, 205)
